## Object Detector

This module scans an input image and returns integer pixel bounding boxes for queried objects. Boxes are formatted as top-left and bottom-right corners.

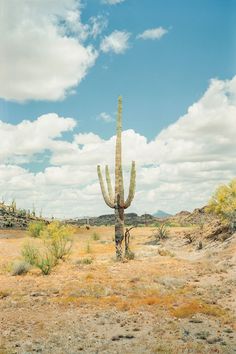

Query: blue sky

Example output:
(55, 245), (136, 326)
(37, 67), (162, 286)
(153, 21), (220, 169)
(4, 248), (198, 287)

(1, 0), (235, 139)
(0, 0), (235, 217)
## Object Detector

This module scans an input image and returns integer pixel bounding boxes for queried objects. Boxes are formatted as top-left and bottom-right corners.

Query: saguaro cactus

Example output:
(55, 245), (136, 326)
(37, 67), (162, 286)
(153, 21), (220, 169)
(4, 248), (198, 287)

(97, 96), (136, 260)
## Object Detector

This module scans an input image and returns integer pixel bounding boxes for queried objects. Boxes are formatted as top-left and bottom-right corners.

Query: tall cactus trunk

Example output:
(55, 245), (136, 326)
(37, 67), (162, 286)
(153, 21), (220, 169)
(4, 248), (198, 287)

(97, 96), (136, 260)
(115, 207), (124, 260)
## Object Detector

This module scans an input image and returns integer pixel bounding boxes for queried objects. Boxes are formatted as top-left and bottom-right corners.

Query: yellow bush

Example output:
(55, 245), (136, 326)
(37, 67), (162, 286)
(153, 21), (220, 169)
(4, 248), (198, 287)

(28, 221), (46, 238)
(41, 221), (75, 261)
(207, 178), (236, 221)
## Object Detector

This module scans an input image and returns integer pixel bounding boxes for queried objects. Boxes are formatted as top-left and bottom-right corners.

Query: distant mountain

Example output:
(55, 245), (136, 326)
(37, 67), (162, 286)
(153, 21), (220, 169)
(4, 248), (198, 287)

(66, 213), (156, 227)
(152, 210), (172, 218)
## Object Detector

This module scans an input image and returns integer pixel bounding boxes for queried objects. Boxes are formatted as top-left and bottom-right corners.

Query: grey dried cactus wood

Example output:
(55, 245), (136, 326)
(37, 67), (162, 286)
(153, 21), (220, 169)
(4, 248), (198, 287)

(97, 96), (136, 260)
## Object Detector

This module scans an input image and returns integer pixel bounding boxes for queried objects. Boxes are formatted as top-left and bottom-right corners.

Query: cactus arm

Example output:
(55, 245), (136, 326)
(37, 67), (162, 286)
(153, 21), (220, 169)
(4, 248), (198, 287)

(105, 165), (114, 203)
(115, 96), (124, 206)
(124, 161), (136, 209)
(97, 165), (115, 208)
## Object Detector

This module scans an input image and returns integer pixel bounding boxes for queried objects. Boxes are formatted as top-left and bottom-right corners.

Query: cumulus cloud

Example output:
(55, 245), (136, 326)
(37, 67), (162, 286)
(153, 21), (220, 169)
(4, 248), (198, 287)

(0, 76), (235, 217)
(100, 30), (131, 54)
(137, 27), (168, 40)
(0, 0), (99, 101)
(0, 114), (76, 163)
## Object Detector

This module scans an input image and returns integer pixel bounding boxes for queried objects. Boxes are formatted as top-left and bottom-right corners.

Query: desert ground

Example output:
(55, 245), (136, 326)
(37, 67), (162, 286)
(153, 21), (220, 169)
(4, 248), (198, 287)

(0, 226), (235, 354)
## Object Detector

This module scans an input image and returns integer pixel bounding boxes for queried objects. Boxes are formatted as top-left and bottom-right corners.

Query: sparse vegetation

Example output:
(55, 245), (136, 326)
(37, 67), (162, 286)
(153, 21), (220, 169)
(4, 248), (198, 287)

(75, 257), (93, 265)
(34, 250), (56, 275)
(153, 223), (169, 243)
(0, 223), (235, 353)
(11, 261), (30, 275)
(41, 221), (74, 261)
(21, 241), (39, 265)
(28, 221), (46, 238)
(207, 178), (236, 227)
(21, 222), (74, 274)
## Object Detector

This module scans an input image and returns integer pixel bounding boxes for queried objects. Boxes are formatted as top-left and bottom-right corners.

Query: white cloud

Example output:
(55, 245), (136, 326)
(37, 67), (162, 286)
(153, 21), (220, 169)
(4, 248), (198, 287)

(102, 0), (125, 4)
(96, 112), (114, 123)
(0, 114), (76, 163)
(137, 27), (168, 40)
(0, 76), (235, 217)
(0, 0), (99, 101)
(100, 30), (131, 54)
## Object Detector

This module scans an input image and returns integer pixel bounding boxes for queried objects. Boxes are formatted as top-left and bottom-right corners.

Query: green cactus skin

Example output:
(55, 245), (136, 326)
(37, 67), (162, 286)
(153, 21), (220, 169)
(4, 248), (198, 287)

(97, 96), (136, 260)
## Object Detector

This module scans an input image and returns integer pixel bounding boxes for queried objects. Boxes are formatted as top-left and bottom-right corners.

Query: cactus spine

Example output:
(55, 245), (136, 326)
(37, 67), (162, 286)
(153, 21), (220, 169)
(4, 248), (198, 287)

(97, 96), (136, 260)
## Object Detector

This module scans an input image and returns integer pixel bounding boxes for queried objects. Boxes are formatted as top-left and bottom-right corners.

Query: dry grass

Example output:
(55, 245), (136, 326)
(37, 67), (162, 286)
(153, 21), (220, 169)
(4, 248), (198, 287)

(170, 300), (226, 318)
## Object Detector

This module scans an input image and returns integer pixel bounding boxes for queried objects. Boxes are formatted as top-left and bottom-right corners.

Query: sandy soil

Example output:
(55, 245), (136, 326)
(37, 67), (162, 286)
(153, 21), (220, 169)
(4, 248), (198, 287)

(0, 226), (235, 354)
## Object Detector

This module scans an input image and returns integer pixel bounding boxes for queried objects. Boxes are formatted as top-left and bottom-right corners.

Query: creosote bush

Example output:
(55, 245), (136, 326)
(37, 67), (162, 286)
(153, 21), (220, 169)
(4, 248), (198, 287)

(28, 221), (46, 238)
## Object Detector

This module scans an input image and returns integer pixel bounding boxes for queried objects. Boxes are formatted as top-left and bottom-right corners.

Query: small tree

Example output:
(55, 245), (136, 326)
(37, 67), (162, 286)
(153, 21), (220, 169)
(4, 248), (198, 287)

(207, 178), (236, 230)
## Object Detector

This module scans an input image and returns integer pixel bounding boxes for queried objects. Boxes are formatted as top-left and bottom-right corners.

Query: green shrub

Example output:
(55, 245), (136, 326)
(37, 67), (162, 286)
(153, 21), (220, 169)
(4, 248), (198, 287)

(41, 221), (74, 261)
(34, 251), (55, 275)
(22, 221), (74, 275)
(11, 261), (30, 276)
(28, 221), (46, 238)
(21, 242), (39, 265)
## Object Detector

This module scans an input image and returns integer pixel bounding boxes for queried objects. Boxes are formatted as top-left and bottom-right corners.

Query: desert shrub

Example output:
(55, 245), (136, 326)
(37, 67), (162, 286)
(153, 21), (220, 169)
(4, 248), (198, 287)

(153, 223), (169, 243)
(76, 257), (93, 265)
(22, 222), (74, 275)
(21, 241), (56, 275)
(207, 178), (236, 223)
(21, 242), (39, 265)
(11, 261), (30, 276)
(41, 221), (74, 261)
(34, 251), (55, 275)
(92, 232), (100, 241)
(28, 221), (46, 238)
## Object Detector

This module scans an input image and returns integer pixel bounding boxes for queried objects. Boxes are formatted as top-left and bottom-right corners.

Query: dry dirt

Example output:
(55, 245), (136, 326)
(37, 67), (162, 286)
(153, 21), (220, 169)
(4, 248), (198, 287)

(0, 226), (235, 354)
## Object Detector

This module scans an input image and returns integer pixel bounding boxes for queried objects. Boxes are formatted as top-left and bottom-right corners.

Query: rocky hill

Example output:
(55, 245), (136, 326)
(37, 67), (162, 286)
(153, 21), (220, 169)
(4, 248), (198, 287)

(67, 207), (213, 228)
(66, 213), (157, 227)
(0, 203), (44, 229)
